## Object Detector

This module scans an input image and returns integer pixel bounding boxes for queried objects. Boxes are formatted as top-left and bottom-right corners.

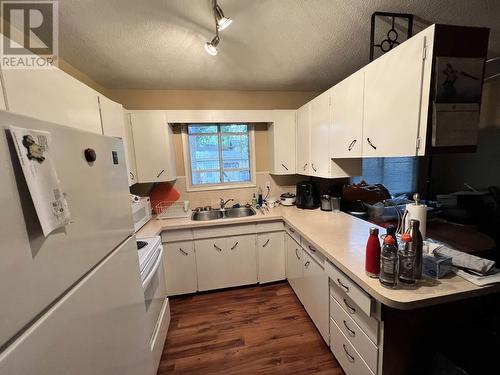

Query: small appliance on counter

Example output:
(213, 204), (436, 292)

(131, 196), (152, 232)
(280, 192), (296, 206)
(320, 194), (332, 211)
(296, 181), (320, 209)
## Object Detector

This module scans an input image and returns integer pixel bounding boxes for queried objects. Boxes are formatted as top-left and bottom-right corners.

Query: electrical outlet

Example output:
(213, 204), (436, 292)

(265, 181), (271, 192)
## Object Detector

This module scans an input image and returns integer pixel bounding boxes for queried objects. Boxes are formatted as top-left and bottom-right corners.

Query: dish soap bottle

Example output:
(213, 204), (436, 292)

(365, 228), (381, 278)
(379, 235), (398, 288)
(251, 193), (257, 207)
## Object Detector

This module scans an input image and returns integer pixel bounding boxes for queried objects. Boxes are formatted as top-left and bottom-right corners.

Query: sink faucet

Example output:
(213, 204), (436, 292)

(219, 198), (234, 211)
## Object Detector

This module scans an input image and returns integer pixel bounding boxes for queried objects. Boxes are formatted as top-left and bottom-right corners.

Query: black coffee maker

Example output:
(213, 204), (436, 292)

(296, 181), (320, 209)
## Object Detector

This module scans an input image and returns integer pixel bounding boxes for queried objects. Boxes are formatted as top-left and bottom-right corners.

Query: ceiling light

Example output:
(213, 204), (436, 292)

(215, 4), (232, 31)
(204, 35), (220, 56)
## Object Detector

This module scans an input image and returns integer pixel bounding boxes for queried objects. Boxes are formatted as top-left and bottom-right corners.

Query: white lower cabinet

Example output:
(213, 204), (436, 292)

(196, 234), (257, 292)
(330, 318), (375, 375)
(301, 249), (329, 343)
(285, 232), (303, 298)
(164, 240), (197, 296)
(257, 232), (285, 283)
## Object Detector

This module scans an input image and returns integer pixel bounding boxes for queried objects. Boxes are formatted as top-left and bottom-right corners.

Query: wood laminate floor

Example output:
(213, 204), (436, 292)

(158, 281), (344, 375)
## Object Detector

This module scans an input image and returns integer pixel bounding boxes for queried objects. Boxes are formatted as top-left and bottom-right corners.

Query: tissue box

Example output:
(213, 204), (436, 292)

(423, 254), (453, 279)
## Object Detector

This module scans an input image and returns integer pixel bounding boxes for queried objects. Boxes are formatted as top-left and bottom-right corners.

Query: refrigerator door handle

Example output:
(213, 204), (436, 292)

(142, 247), (164, 290)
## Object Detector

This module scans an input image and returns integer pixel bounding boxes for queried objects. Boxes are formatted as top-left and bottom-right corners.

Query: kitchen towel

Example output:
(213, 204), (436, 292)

(433, 246), (495, 275)
(9, 125), (71, 236)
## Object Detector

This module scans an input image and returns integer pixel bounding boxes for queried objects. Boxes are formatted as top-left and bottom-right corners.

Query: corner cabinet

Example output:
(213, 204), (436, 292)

(268, 110), (296, 175)
(129, 111), (177, 183)
(331, 70), (364, 158)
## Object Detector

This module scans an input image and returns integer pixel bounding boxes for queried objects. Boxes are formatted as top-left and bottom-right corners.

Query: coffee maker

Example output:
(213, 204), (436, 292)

(296, 181), (320, 209)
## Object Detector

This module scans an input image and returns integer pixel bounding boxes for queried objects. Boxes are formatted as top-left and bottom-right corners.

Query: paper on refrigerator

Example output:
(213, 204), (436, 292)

(9, 125), (70, 236)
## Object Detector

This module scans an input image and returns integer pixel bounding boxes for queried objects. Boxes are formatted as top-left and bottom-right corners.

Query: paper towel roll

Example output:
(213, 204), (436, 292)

(404, 203), (427, 238)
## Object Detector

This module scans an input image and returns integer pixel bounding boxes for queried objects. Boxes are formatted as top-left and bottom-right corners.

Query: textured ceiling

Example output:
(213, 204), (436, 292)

(58, 0), (500, 91)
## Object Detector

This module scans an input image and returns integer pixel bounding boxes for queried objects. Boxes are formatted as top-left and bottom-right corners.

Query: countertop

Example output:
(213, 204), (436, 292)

(137, 206), (500, 310)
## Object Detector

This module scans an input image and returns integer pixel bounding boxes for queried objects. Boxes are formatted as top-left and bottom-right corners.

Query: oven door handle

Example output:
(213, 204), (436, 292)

(142, 246), (164, 290)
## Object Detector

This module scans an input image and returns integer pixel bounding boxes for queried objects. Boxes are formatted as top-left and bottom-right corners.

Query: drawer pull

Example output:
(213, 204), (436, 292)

(343, 320), (356, 337)
(308, 245), (316, 253)
(231, 241), (239, 250)
(343, 344), (355, 362)
(337, 278), (350, 292)
(343, 298), (356, 314)
(179, 248), (188, 256)
(214, 244), (222, 252)
(262, 239), (270, 247)
(295, 248), (301, 260)
(304, 261), (310, 268)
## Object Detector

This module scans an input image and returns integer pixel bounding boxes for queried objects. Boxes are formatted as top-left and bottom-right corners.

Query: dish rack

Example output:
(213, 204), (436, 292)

(155, 201), (191, 220)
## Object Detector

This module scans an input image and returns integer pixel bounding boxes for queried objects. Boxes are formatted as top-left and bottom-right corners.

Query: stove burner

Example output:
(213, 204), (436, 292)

(137, 241), (148, 250)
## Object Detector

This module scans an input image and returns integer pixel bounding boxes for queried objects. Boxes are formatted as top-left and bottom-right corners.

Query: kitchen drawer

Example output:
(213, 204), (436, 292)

(330, 296), (378, 373)
(256, 220), (284, 233)
(161, 229), (193, 243)
(325, 259), (372, 316)
(193, 223), (256, 239)
(330, 318), (375, 375)
(301, 238), (325, 266)
(330, 280), (379, 344)
(285, 224), (300, 243)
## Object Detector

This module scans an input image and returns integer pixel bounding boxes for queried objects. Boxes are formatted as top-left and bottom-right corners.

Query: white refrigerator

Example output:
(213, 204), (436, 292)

(0, 110), (155, 375)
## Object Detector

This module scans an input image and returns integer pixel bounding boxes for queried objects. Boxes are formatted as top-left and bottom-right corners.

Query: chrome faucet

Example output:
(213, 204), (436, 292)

(219, 198), (234, 211)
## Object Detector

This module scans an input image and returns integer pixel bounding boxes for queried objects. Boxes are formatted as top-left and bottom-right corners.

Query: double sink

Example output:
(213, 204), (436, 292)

(192, 207), (256, 221)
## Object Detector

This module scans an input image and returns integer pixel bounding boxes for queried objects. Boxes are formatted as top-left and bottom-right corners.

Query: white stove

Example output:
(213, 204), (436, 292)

(136, 236), (162, 285)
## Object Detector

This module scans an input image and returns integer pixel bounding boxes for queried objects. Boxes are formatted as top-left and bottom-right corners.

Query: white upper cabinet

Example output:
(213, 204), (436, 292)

(296, 103), (311, 175)
(130, 111), (177, 183)
(99, 95), (137, 186)
(268, 110), (296, 175)
(2, 67), (102, 134)
(331, 70), (364, 158)
(309, 90), (332, 178)
(363, 30), (428, 157)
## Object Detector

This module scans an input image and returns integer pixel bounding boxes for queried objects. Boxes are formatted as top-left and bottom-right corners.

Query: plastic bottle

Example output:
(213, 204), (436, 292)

(398, 233), (416, 284)
(379, 235), (398, 288)
(365, 227), (381, 278)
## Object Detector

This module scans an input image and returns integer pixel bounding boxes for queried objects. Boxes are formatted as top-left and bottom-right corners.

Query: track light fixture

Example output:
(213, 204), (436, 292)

(204, 0), (231, 56)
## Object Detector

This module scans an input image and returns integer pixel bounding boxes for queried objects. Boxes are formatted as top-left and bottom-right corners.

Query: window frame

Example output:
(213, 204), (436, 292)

(181, 123), (256, 192)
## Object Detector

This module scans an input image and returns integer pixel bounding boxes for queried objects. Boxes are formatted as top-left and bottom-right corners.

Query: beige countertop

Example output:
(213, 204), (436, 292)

(137, 206), (500, 310)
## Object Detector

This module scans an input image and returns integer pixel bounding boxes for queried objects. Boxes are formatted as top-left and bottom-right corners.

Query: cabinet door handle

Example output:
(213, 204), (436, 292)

(231, 241), (239, 250)
(343, 298), (356, 314)
(367, 137), (377, 150)
(348, 139), (357, 151)
(179, 248), (188, 256)
(343, 320), (356, 337)
(304, 261), (310, 268)
(303, 163), (308, 171)
(295, 248), (301, 260)
(129, 171), (135, 179)
(281, 163), (289, 171)
(311, 163), (317, 172)
(343, 344), (355, 362)
(289, 228), (295, 233)
(337, 278), (350, 292)
(308, 245), (316, 253)
(213, 244), (222, 252)
(262, 239), (270, 247)
(157, 169), (165, 178)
